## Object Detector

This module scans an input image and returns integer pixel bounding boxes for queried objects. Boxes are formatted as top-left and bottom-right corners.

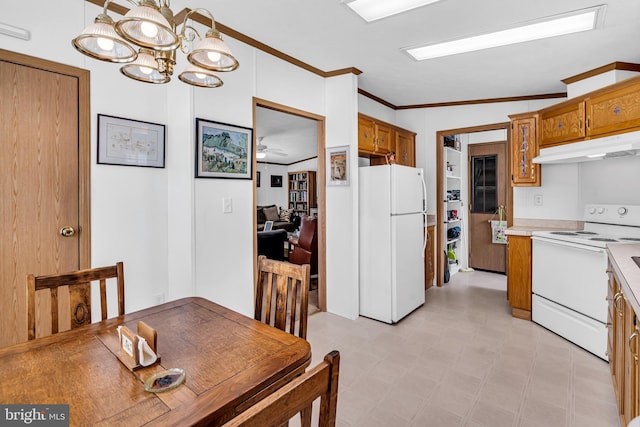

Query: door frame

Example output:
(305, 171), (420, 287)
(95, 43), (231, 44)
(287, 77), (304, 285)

(435, 122), (511, 286)
(0, 48), (91, 268)
(252, 97), (327, 311)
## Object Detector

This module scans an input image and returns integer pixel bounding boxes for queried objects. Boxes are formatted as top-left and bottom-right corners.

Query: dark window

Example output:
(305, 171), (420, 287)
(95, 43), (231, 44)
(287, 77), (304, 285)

(471, 155), (497, 213)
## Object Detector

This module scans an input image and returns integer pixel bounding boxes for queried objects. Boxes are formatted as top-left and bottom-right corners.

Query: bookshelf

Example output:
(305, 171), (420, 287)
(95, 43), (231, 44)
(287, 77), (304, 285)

(443, 140), (462, 278)
(288, 171), (317, 216)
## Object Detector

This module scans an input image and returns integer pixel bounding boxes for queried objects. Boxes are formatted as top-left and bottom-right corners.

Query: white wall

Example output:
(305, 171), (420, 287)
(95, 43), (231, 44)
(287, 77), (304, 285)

(256, 163), (289, 207)
(5, 1), (360, 320)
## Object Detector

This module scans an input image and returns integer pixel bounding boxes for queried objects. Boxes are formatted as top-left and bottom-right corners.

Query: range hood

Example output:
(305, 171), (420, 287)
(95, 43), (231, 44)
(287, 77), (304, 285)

(532, 130), (640, 164)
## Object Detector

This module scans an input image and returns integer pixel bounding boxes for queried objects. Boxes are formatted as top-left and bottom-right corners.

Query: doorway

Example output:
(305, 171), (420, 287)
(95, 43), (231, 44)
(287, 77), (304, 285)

(468, 142), (507, 273)
(436, 122), (511, 286)
(0, 49), (91, 347)
(252, 98), (327, 311)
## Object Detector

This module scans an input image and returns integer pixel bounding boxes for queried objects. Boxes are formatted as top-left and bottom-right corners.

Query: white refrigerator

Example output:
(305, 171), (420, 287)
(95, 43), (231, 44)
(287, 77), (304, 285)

(359, 164), (427, 323)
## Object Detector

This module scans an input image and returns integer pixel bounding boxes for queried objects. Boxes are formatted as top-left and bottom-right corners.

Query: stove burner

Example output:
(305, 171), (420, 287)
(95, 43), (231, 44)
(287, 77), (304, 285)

(620, 238), (640, 242)
(589, 238), (618, 242)
(551, 232), (580, 236)
(576, 231), (598, 235)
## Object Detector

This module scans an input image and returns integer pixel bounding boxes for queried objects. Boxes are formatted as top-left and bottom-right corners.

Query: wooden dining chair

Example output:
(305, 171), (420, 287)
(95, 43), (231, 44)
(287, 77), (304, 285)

(222, 350), (340, 427)
(255, 255), (310, 340)
(26, 262), (125, 340)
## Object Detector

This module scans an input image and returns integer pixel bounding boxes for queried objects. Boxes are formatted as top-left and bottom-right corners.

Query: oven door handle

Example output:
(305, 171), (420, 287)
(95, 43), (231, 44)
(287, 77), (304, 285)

(531, 236), (607, 253)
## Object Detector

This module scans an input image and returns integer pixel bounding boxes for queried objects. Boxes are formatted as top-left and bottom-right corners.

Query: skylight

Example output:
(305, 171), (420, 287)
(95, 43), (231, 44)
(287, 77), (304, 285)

(403, 6), (605, 61)
(343, 0), (442, 23)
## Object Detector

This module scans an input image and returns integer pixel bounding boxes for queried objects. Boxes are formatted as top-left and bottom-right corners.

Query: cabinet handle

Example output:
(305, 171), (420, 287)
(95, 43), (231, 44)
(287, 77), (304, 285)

(579, 118), (582, 129)
(530, 165), (535, 180)
(629, 329), (639, 364)
(615, 292), (624, 317)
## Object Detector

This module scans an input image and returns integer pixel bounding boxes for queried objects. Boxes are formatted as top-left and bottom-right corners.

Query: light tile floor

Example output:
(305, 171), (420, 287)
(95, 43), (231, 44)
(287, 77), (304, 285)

(303, 270), (619, 427)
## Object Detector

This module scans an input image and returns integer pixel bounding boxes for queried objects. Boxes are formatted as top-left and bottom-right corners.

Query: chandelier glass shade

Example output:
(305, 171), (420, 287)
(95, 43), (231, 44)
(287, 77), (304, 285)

(72, 0), (238, 88)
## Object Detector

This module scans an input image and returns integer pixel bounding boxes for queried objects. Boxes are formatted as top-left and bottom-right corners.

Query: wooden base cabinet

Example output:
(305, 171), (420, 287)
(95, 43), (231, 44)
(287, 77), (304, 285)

(424, 226), (434, 289)
(506, 235), (531, 320)
(608, 261), (640, 426)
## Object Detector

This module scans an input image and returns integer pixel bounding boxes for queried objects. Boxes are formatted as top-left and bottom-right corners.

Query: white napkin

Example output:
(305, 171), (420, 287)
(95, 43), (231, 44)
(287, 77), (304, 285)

(137, 337), (158, 367)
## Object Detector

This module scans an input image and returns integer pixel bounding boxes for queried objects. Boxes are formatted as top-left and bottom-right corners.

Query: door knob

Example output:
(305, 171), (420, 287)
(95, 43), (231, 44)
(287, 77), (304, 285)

(60, 226), (76, 237)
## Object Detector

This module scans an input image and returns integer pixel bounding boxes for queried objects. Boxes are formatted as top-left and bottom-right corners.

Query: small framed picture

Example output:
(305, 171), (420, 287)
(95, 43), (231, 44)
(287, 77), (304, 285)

(326, 145), (350, 186)
(271, 175), (283, 187)
(195, 118), (253, 179)
(97, 114), (166, 168)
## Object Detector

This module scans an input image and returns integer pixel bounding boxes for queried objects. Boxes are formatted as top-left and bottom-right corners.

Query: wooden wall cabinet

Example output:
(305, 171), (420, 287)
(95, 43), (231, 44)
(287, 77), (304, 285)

(587, 82), (640, 137)
(396, 129), (416, 167)
(506, 235), (532, 320)
(540, 101), (586, 147)
(288, 171), (316, 217)
(608, 261), (640, 426)
(358, 114), (416, 167)
(509, 113), (540, 187)
(424, 225), (434, 289)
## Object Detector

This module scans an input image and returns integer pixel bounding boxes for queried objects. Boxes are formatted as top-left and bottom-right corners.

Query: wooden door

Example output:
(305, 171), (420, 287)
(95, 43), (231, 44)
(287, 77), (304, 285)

(540, 101), (586, 147)
(468, 142), (507, 273)
(0, 50), (90, 347)
(374, 123), (392, 153)
(510, 114), (540, 186)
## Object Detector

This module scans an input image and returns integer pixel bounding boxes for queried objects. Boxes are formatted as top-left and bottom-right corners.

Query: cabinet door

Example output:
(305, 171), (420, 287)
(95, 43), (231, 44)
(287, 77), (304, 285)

(358, 116), (376, 152)
(510, 116), (540, 186)
(587, 83), (640, 137)
(506, 235), (531, 319)
(540, 101), (586, 147)
(424, 226), (434, 289)
(623, 300), (639, 425)
(395, 130), (415, 166)
(375, 123), (392, 153)
(609, 267), (625, 411)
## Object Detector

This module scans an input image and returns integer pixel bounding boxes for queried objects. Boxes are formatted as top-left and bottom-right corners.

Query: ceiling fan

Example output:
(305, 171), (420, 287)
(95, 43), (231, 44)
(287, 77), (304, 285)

(256, 136), (287, 158)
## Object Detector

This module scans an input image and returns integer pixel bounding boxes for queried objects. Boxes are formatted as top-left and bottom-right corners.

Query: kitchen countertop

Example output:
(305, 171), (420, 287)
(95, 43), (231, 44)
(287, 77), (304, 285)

(608, 243), (640, 315)
(505, 218), (584, 236)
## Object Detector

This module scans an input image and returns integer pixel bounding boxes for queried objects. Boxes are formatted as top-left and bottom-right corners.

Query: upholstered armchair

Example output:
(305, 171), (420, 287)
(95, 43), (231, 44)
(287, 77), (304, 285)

(288, 216), (318, 275)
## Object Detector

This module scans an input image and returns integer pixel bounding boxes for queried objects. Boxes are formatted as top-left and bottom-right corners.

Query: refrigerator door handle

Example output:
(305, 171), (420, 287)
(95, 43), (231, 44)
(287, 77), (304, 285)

(420, 173), (428, 254)
(422, 212), (427, 255)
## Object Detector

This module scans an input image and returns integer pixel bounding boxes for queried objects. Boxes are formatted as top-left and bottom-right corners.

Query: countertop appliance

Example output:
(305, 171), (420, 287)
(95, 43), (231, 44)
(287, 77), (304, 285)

(531, 204), (640, 359)
(359, 164), (427, 323)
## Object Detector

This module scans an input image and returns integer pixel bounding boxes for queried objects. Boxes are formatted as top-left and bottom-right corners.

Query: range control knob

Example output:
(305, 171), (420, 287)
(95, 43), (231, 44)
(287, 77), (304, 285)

(618, 207), (628, 216)
(597, 207), (605, 214)
(588, 207), (596, 214)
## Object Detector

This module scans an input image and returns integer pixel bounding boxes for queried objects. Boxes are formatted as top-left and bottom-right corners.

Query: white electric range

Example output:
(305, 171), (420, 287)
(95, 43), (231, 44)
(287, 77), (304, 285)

(531, 204), (640, 360)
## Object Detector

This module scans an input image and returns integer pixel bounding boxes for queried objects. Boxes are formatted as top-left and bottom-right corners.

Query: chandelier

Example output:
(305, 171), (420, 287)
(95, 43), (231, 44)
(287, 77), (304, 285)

(72, 0), (238, 88)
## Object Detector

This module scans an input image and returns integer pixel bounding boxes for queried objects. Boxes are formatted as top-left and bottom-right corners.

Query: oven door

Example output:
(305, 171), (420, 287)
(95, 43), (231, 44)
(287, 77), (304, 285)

(531, 236), (608, 322)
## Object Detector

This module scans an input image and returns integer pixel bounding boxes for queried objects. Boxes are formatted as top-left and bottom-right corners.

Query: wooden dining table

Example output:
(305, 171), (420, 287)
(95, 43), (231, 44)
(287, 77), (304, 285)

(0, 297), (311, 426)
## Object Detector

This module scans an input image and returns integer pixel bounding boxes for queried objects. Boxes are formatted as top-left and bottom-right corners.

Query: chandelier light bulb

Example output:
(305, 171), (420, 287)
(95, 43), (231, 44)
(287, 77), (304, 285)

(139, 66), (153, 75)
(207, 51), (221, 62)
(140, 21), (158, 38)
(96, 37), (115, 51)
(194, 72), (206, 79)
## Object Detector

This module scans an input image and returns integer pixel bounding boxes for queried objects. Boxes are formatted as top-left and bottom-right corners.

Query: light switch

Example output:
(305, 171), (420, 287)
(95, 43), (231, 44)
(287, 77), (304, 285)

(223, 198), (232, 213)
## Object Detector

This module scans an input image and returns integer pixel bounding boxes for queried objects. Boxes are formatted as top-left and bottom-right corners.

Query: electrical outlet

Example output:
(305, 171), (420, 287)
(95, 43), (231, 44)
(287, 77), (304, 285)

(534, 194), (543, 206)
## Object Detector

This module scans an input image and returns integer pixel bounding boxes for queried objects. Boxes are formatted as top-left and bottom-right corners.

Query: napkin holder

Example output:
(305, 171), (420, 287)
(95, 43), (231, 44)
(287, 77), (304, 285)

(116, 321), (161, 371)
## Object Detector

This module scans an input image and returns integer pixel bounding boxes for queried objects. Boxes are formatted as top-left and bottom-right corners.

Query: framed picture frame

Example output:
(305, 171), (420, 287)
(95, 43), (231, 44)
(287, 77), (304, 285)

(270, 175), (283, 187)
(326, 145), (350, 186)
(195, 118), (253, 179)
(97, 114), (166, 168)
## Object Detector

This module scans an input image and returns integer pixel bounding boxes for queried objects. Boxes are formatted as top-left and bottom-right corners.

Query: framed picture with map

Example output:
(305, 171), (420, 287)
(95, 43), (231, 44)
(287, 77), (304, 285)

(97, 114), (165, 168)
(195, 118), (253, 179)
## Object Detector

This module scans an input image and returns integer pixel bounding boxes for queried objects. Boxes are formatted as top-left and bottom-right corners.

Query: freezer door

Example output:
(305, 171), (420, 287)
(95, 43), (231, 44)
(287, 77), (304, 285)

(391, 165), (425, 215)
(391, 213), (426, 322)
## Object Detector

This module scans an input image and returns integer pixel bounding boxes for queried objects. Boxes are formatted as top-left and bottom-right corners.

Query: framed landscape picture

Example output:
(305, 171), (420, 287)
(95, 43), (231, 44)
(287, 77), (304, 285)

(97, 114), (166, 168)
(195, 118), (253, 179)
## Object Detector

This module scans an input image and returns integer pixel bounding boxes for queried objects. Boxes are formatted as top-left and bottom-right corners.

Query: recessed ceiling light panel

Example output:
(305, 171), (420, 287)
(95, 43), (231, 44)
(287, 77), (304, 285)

(342, 0), (442, 22)
(403, 5), (606, 60)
